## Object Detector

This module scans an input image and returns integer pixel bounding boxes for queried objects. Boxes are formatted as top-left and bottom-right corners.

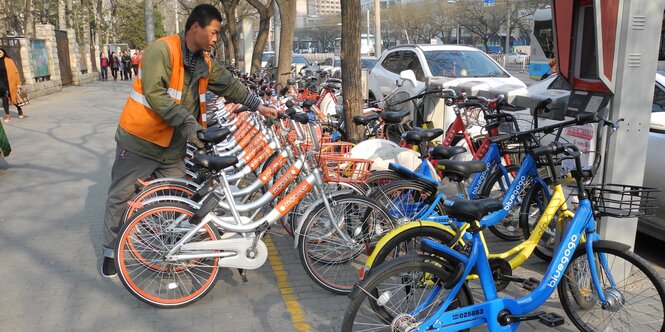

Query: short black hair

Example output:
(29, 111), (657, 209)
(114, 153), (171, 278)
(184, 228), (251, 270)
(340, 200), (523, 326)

(186, 4), (223, 31)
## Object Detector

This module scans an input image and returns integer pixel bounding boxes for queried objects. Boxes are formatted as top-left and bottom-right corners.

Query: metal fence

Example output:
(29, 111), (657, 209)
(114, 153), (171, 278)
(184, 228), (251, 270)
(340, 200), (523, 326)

(488, 53), (530, 73)
(0, 38), (25, 84)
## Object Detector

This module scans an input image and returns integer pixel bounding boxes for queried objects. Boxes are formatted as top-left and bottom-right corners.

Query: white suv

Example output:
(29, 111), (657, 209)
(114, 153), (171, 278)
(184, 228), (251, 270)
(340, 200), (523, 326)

(368, 44), (526, 103)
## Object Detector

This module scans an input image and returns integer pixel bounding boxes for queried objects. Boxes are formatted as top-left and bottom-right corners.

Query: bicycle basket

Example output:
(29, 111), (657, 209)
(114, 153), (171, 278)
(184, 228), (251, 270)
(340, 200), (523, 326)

(320, 156), (373, 184)
(588, 184), (661, 218)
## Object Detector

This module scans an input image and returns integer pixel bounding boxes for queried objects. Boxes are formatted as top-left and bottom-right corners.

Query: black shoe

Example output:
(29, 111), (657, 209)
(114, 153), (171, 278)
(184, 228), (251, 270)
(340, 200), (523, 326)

(101, 257), (117, 278)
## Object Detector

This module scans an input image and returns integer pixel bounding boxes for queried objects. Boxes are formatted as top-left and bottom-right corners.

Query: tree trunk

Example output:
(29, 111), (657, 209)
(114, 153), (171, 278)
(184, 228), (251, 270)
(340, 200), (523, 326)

(275, 0), (295, 88)
(220, 27), (234, 65)
(247, 0), (275, 73)
(221, 0), (242, 69)
(341, 0), (362, 143)
(95, 0), (102, 44)
(24, 0), (33, 36)
(144, 0), (155, 43)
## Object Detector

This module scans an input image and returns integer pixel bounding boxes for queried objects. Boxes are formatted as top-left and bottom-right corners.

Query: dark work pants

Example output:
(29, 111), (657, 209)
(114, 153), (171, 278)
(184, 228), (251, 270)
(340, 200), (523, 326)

(102, 144), (186, 258)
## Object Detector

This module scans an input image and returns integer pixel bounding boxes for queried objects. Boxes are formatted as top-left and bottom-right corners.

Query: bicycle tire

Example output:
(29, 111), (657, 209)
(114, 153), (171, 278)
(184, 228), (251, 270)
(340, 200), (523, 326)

(370, 225), (457, 272)
(298, 194), (396, 294)
(370, 179), (445, 222)
(286, 181), (367, 238)
(558, 242), (665, 331)
(364, 169), (407, 193)
(519, 182), (558, 262)
(123, 182), (197, 222)
(115, 201), (221, 308)
(341, 254), (473, 332)
(384, 123), (407, 145)
(479, 165), (524, 241)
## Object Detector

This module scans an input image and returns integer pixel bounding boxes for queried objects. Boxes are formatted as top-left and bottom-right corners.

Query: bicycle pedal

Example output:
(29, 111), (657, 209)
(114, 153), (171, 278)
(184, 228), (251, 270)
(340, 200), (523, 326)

(521, 277), (540, 291)
(538, 312), (565, 327)
(238, 268), (248, 283)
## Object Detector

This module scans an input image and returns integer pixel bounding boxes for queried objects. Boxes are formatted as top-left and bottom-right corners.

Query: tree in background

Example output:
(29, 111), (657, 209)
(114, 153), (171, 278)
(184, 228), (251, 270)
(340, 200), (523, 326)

(275, 0), (295, 88)
(111, 0), (166, 49)
(247, 0), (276, 73)
(340, 0), (362, 143)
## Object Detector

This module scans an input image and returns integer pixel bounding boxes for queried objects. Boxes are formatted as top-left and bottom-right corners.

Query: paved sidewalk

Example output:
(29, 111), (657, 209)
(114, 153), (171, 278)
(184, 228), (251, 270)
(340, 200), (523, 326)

(0, 81), (659, 331)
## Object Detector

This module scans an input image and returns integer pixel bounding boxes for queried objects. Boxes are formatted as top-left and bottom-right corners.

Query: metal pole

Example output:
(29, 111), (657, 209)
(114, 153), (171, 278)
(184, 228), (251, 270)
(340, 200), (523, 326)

(367, 9), (370, 55)
(457, 24), (460, 44)
(374, 0), (381, 56)
(174, 0), (179, 33)
(504, 1), (510, 55)
(144, 0), (155, 43)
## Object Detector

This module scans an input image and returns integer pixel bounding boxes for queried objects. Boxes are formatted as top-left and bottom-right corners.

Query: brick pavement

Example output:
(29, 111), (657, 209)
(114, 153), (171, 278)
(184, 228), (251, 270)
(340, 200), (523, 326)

(0, 80), (660, 332)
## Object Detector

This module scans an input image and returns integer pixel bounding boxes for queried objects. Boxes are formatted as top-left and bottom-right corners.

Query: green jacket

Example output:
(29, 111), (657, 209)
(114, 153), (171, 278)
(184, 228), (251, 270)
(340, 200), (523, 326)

(115, 31), (251, 163)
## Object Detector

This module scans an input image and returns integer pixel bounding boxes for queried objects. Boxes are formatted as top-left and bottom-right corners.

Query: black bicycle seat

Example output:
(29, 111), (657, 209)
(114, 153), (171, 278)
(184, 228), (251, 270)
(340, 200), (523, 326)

(197, 127), (231, 144)
(191, 155), (238, 171)
(442, 197), (503, 223)
(401, 128), (444, 144)
(206, 117), (219, 127)
(438, 160), (486, 182)
(353, 113), (380, 126)
(301, 100), (317, 108)
(380, 109), (411, 124)
(430, 146), (467, 160)
(327, 78), (342, 84)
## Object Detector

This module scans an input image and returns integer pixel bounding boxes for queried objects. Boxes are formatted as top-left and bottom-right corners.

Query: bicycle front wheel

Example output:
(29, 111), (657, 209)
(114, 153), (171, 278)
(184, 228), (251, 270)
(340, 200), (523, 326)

(298, 194), (396, 294)
(341, 254), (472, 331)
(558, 243), (665, 331)
(115, 202), (221, 308)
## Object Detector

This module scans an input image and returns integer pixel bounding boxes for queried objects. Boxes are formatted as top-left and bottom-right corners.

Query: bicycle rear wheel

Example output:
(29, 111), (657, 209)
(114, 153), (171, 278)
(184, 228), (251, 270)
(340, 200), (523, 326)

(124, 182), (197, 221)
(115, 202), (221, 308)
(558, 243), (665, 331)
(341, 254), (472, 331)
(298, 194), (396, 294)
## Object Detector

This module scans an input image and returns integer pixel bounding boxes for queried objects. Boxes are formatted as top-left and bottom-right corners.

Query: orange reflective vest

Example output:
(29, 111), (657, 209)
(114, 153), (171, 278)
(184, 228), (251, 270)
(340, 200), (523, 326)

(119, 34), (210, 147)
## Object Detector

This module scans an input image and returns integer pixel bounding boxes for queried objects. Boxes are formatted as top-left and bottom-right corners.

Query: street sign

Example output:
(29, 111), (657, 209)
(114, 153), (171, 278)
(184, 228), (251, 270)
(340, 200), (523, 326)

(484, 0), (495, 6)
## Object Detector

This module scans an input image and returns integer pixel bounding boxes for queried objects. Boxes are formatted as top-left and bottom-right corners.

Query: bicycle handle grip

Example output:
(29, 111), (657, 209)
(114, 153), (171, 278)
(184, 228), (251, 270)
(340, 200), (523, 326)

(457, 101), (483, 109)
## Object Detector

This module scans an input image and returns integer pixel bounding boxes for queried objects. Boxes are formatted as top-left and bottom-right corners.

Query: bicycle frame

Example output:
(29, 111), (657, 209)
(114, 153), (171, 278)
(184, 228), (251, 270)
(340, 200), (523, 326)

(413, 198), (600, 331)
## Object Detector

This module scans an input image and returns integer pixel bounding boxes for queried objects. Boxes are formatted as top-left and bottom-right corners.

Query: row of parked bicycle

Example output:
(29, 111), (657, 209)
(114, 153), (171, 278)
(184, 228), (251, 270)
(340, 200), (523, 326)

(112, 73), (665, 331)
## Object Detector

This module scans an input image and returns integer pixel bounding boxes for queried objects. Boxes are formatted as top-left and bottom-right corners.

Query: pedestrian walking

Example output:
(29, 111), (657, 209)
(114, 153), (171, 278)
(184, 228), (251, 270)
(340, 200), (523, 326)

(118, 52), (125, 80)
(100, 4), (280, 277)
(110, 52), (119, 81)
(0, 48), (24, 122)
(131, 52), (139, 77)
(100, 52), (109, 81)
(122, 50), (132, 80)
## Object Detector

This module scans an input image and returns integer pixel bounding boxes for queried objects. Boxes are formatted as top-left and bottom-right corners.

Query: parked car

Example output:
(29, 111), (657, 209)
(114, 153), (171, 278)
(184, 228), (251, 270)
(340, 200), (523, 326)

(264, 54), (311, 79)
(527, 73), (665, 241)
(361, 56), (378, 70)
(261, 51), (275, 68)
(367, 44), (526, 103)
(320, 57), (342, 78)
(506, 52), (529, 64)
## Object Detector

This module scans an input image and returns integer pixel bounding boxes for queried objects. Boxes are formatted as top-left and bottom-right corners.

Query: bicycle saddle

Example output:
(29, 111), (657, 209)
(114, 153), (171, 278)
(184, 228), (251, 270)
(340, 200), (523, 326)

(401, 128), (444, 144)
(327, 78), (342, 84)
(353, 113), (380, 125)
(191, 155), (238, 171)
(301, 100), (317, 108)
(198, 127), (231, 145)
(206, 117), (219, 127)
(442, 197), (503, 223)
(430, 146), (467, 160)
(438, 160), (486, 182)
(380, 109), (411, 124)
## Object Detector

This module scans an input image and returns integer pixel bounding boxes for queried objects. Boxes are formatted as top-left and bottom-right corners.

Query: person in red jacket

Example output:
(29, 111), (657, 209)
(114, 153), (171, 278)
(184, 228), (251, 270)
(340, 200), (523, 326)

(131, 52), (139, 76)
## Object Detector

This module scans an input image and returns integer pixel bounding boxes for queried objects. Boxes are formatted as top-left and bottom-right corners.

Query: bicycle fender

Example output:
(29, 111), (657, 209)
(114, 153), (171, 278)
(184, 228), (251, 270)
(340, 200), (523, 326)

(361, 221), (458, 275)
(574, 239), (631, 257)
(292, 190), (356, 248)
(141, 177), (200, 189)
(135, 195), (202, 211)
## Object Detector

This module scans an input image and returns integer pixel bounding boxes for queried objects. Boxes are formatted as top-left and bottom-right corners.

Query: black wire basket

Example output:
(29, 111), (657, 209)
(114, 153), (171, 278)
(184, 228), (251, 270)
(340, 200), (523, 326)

(587, 184), (661, 218)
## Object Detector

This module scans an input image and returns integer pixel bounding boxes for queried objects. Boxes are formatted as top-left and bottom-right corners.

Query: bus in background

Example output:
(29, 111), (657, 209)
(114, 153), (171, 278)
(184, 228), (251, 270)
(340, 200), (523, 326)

(529, 7), (555, 80)
(335, 34), (375, 56)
